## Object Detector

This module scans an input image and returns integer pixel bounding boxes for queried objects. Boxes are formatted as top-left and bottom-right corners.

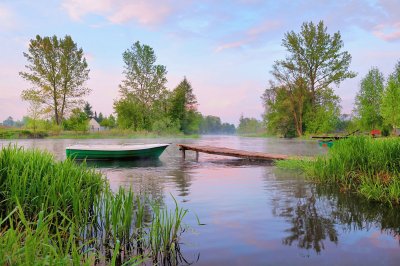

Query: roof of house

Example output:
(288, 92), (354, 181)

(89, 118), (100, 127)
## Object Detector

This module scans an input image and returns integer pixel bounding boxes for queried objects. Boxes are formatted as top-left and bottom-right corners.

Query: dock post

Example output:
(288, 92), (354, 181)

(196, 151), (199, 161)
(181, 148), (186, 160)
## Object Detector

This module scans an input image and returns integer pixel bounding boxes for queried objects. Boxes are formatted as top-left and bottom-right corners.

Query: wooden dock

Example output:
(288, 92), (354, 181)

(177, 144), (289, 161)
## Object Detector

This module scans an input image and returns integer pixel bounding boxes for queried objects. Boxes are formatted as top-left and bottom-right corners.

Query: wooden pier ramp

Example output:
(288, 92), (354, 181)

(177, 144), (289, 161)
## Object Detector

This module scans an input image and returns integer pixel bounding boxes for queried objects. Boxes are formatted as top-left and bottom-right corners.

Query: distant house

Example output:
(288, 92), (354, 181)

(89, 118), (101, 132)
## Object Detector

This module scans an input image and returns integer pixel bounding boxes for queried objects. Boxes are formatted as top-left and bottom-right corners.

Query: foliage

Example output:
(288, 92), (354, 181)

(114, 95), (146, 130)
(115, 41), (168, 131)
(264, 20), (356, 137)
(62, 108), (88, 132)
(151, 116), (180, 135)
(381, 62), (400, 134)
(263, 86), (296, 137)
(281, 20), (356, 104)
(83, 102), (93, 118)
(97, 112), (104, 123)
(263, 80), (308, 136)
(183, 110), (203, 134)
(99, 114), (116, 128)
(2, 116), (14, 127)
(199, 115), (236, 134)
(237, 115), (264, 135)
(354, 67), (384, 130)
(304, 88), (341, 134)
(26, 94), (42, 133)
(168, 77), (198, 134)
(381, 77), (400, 134)
(20, 35), (90, 125)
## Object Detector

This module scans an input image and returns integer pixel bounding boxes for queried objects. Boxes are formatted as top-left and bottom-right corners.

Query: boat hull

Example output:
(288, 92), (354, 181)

(318, 140), (333, 148)
(66, 145), (169, 160)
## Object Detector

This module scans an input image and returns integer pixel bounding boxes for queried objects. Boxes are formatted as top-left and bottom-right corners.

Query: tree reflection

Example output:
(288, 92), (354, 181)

(271, 168), (400, 254)
(168, 162), (194, 198)
(281, 196), (338, 253)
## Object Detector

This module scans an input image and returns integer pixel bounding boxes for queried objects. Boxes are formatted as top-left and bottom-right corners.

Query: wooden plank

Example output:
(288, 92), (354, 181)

(177, 144), (288, 161)
(311, 136), (346, 140)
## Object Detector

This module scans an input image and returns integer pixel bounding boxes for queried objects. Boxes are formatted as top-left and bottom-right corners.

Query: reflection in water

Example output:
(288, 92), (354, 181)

(272, 169), (400, 254)
(278, 189), (338, 253)
(83, 158), (163, 168)
(168, 162), (193, 198)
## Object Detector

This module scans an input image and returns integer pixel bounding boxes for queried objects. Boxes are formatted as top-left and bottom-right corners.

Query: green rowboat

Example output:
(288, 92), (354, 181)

(318, 140), (333, 148)
(66, 144), (169, 160)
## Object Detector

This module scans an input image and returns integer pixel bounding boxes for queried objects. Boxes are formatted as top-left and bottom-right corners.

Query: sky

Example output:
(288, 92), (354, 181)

(0, 0), (400, 125)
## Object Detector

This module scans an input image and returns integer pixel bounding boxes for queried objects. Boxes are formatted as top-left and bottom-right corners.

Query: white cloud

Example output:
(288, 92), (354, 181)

(0, 4), (18, 30)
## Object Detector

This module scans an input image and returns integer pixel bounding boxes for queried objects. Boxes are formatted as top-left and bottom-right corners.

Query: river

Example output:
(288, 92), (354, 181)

(2, 135), (400, 265)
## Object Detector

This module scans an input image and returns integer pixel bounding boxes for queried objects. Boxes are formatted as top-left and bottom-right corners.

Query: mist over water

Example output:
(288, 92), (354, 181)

(2, 135), (400, 265)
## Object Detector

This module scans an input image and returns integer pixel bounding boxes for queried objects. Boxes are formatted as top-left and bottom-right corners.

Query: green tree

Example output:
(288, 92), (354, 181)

(263, 86), (296, 137)
(97, 112), (104, 123)
(26, 94), (42, 133)
(115, 41), (168, 130)
(20, 35), (90, 125)
(100, 114), (116, 128)
(354, 68), (384, 130)
(304, 88), (341, 134)
(221, 123), (236, 134)
(237, 115), (263, 135)
(114, 96), (145, 130)
(83, 102), (93, 118)
(168, 77), (198, 134)
(381, 76), (400, 135)
(281, 20), (356, 106)
(2, 116), (14, 127)
(199, 115), (222, 134)
(265, 76), (309, 136)
(265, 21), (356, 136)
(63, 108), (88, 132)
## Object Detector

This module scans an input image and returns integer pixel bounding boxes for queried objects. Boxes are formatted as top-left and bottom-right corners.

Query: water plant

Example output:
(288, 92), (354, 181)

(0, 145), (192, 264)
(277, 136), (400, 205)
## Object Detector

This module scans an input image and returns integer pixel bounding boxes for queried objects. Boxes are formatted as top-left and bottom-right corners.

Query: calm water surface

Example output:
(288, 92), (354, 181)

(2, 136), (400, 265)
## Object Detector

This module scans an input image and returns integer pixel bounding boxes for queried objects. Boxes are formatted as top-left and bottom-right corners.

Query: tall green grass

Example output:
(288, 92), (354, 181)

(277, 137), (400, 205)
(0, 145), (191, 264)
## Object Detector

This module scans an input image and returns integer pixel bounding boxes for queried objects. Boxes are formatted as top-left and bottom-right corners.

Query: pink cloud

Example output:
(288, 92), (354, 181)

(373, 22), (400, 41)
(215, 40), (248, 52)
(215, 20), (281, 52)
(61, 0), (111, 21)
(62, 0), (179, 26)
(107, 2), (172, 25)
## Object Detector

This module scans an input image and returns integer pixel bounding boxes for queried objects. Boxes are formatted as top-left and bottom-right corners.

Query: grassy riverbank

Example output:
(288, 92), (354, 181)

(49, 129), (199, 139)
(0, 128), (48, 139)
(277, 136), (400, 205)
(0, 127), (199, 139)
(0, 146), (190, 264)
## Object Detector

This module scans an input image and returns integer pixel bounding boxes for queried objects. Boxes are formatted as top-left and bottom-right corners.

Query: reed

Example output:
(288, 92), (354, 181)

(149, 196), (188, 264)
(277, 137), (400, 205)
(0, 204), (95, 265)
(0, 145), (104, 229)
(0, 145), (192, 264)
